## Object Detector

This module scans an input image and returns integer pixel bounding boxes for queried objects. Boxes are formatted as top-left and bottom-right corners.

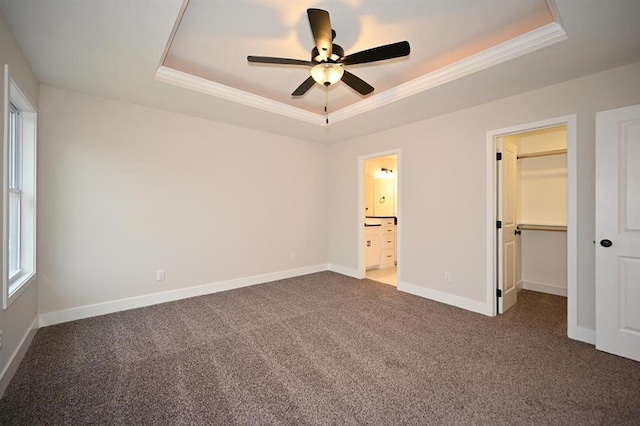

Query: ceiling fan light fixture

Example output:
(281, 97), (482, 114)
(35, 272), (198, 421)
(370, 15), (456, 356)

(310, 62), (344, 86)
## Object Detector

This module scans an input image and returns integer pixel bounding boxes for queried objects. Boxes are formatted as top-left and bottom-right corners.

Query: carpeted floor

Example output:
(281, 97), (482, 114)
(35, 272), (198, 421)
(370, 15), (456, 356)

(1, 271), (639, 425)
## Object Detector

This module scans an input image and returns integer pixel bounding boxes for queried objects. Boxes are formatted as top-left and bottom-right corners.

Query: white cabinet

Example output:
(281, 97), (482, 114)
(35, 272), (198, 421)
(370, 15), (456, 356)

(379, 219), (396, 268)
(364, 218), (397, 269)
(364, 226), (381, 268)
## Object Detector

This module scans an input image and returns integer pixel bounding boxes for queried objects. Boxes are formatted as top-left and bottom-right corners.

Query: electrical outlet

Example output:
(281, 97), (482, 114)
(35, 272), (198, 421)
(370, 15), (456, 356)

(0, 330), (3, 351)
(444, 272), (452, 283)
(156, 269), (165, 281)
(290, 253), (296, 261)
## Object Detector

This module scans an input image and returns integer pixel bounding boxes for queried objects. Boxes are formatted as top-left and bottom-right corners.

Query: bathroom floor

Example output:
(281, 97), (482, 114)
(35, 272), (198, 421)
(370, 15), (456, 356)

(366, 266), (397, 286)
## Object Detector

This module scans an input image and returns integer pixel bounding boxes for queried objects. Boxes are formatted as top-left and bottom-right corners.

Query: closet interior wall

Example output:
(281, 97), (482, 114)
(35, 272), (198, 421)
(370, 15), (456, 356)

(505, 126), (568, 297)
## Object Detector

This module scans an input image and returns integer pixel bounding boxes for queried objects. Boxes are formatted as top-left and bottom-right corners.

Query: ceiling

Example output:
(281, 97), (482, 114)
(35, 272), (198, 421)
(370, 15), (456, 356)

(1, 0), (639, 144)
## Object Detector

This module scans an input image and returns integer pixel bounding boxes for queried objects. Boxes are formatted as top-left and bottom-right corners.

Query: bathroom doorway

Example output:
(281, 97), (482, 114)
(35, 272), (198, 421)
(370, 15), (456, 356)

(361, 153), (399, 286)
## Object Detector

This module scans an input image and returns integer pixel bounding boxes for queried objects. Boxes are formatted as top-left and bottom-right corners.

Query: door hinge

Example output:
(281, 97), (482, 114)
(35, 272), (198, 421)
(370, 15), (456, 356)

(496, 152), (502, 161)
(496, 220), (502, 229)
(497, 289), (502, 298)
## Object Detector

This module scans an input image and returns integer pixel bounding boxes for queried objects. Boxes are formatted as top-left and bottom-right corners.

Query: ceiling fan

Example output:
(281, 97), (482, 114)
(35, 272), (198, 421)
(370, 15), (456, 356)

(248, 8), (410, 97)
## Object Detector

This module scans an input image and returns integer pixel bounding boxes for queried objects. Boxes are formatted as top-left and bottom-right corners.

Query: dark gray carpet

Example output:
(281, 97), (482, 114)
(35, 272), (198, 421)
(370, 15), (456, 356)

(1, 271), (639, 425)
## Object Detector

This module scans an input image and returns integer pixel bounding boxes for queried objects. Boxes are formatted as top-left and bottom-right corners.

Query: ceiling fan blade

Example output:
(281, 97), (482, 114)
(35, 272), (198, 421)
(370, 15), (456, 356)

(292, 76), (316, 97)
(341, 41), (410, 66)
(307, 8), (333, 60)
(248, 56), (314, 66)
(341, 70), (374, 95)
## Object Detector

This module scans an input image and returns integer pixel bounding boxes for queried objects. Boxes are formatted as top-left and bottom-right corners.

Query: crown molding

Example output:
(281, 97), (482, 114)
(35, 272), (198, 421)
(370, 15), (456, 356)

(155, 20), (566, 127)
(154, 66), (325, 126)
(329, 21), (567, 124)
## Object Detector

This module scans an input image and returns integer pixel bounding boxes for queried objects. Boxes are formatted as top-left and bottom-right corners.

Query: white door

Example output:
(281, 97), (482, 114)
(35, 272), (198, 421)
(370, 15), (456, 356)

(497, 139), (519, 313)
(596, 104), (640, 361)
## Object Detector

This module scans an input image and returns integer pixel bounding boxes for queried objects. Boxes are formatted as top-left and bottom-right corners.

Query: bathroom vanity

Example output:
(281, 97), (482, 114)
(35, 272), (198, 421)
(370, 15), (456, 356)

(364, 217), (397, 269)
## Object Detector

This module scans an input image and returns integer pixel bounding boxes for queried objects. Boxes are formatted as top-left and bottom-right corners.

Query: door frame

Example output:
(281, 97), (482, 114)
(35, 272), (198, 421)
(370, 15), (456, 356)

(485, 115), (578, 336)
(357, 149), (402, 281)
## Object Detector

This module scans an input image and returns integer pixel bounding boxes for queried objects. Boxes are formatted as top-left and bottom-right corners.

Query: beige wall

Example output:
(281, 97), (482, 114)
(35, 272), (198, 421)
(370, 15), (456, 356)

(327, 60), (640, 332)
(37, 86), (328, 314)
(0, 10), (39, 394)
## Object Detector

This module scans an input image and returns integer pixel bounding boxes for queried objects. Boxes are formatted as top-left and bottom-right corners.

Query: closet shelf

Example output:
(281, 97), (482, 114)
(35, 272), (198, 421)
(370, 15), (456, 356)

(517, 224), (567, 232)
(517, 148), (567, 160)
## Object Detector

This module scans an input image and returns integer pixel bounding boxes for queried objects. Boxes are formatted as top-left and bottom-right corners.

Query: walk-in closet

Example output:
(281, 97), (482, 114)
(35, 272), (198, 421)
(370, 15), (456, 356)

(497, 125), (568, 312)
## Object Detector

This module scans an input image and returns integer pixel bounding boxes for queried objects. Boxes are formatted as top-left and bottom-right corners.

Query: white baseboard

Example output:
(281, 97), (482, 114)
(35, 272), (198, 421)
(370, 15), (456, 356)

(398, 282), (493, 316)
(39, 264), (328, 327)
(521, 280), (567, 297)
(327, 264), (361, 279)
(569, 325), (596, 345)
(0, 317), (38, 398)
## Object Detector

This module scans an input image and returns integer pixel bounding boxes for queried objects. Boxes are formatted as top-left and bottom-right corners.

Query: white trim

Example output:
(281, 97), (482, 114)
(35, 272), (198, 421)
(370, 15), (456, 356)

(39, 264), (327, 327)
(486, 115), (578, 335)
(546, 0), (564, 27)
(573, 326), (596, 345)
(396, 152), (403, 287)
(521, 280), (567, 297)
(6, 273), (36, 308)
(357, 158), (366, 279)
(327, 264), (360, 279)
(330, 22), (566, 125)
(154, 66), (325, 126)
(0, 316), (38, 398)
(3, 67), (38, 309)
(156, 0), (190, 70)
(565, 116), (579, 341)
(2, 65), (9, 309)
(155, 22), (565, 126)
(357, 149), (401, 281)
(398, 281), (492, 316)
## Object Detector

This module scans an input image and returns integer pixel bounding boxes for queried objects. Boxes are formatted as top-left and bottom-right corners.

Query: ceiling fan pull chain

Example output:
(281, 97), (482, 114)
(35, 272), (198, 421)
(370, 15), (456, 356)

(325, 86), (329, 124)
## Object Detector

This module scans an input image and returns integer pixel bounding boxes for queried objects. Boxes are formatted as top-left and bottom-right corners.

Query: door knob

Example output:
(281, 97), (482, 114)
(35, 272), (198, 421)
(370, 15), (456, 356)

(600, 239), (613, 248)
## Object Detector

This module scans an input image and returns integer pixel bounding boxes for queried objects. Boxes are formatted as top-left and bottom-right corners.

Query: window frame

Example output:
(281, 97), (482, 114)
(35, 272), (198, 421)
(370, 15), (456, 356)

(8, 101), (22, 280)
(3, 65), (37, 309)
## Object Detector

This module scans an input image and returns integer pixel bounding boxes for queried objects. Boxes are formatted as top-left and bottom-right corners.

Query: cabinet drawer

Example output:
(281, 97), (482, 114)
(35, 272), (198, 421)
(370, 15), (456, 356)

(382, 234), (395, 249)
(382, 226), (396, 235)
(382, 218), (395, 226)
(380, 248), (395, 266)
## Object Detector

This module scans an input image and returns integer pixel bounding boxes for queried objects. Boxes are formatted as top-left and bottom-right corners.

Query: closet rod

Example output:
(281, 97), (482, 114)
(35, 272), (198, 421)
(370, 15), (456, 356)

(517, 224), (567, 232)
(517, 148), (567, 160)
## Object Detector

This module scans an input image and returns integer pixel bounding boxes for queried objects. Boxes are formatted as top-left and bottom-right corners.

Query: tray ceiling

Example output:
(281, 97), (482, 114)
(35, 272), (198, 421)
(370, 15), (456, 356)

(157, 0), (562, 125)
(1, 0), (639, 142)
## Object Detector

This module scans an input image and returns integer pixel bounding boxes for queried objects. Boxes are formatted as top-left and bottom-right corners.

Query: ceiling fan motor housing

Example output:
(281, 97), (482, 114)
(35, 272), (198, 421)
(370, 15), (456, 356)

(312, 44), (344, 63)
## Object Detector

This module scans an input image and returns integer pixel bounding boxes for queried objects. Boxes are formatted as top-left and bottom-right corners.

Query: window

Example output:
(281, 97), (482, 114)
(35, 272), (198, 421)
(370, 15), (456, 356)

(3, 69), (37, 308)
(8, 102), (22, 279)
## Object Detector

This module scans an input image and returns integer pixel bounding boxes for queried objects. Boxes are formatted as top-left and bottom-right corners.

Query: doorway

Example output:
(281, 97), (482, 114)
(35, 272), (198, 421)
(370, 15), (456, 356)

(359, 152), (400, 286)
(487, 115), (578, 338)
(497, 125), (568, 313)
